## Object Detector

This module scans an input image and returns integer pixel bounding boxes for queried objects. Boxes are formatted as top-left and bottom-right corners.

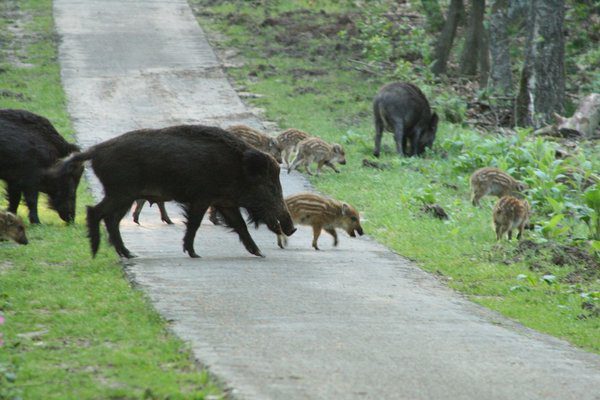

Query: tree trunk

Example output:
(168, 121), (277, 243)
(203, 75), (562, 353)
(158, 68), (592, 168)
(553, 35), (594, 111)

(431, 0), (464, 75)
(460, 0), (486, 76)
(489, 0), (512, 94)
(421, 0), (445, 32)
(516, 0), (566, 128)
(479, 25), (490, 86)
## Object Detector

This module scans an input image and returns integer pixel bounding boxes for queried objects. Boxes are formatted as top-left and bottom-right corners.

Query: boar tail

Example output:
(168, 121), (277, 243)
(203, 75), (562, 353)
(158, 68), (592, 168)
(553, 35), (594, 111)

(86, 205), (101, 257)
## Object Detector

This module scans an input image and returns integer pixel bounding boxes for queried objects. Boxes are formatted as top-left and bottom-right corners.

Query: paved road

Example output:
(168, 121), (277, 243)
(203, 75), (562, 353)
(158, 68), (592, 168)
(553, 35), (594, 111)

(54, 1), (600, 399)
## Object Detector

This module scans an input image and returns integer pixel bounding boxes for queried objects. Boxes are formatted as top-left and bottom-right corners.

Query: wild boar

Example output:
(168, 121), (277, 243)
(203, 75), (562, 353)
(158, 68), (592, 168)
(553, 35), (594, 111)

(277, 192), (363, 250)
(58, 125), (296, 259)
(470, 167), (527, 206)
(288, 137), (346, 176)
(0, 211), (28, 245)
(0, 109), (83, 223)
(132, 199), (173, 225)
(276, 128), (311, 168)
(227, 124), (283, 163)
(132, 125), (284, 225)
(373, 82), (438, 157)
(493, 196), (530, 241)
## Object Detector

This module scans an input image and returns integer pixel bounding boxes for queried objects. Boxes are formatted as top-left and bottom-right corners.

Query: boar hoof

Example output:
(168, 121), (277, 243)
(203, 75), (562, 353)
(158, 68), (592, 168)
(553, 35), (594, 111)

(250, 248), (265, 258)
(184, 248), (201, 258)
(373, 151), (380, 158)
(163, 217), (174, 225)
(120, 250), (137, 259)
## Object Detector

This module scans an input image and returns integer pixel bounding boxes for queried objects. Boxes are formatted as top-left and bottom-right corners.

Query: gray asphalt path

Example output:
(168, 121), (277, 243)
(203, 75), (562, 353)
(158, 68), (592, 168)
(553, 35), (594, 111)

(54, 1), (600, 399)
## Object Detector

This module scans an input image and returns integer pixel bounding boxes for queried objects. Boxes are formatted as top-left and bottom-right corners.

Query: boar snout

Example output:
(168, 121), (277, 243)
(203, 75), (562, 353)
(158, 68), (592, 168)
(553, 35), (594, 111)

(18, 236), (28, 245)
(279, 212), (296, 236)
(266, 219), (283, 235)
(357, 227), (364, 236)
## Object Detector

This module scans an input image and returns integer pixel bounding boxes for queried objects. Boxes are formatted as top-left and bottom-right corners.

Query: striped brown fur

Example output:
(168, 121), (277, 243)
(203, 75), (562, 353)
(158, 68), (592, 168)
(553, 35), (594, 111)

(470, 167), (527, 206)
(277, 192), (363, 250)
(288, 137), (346, 176)
(493, 196), (530, 241)
(0, 211), (28, 245)
(276, 128), (311, 167)
(227, 124), (283, 163)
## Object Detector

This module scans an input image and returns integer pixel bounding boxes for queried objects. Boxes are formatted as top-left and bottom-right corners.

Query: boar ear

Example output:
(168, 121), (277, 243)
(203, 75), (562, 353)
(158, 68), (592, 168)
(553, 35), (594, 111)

(430, 113), (439, 132)
(341, 203), (350, 215)
(243, 149), (270, 176)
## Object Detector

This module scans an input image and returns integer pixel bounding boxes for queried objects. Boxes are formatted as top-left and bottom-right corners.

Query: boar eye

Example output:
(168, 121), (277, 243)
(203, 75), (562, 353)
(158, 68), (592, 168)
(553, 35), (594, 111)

(350, 217), (358, 222)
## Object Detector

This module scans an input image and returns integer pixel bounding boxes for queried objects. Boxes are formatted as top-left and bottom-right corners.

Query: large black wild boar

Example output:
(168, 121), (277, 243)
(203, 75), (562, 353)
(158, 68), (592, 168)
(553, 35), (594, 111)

(58, 125), (296, 259)
(0, 109), (83, 223)
(373, 82), (438, 157)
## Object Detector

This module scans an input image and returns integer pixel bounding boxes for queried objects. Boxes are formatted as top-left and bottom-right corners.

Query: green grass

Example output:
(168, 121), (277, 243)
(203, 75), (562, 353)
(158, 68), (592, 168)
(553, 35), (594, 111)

(191, 0), (600, 353)
(0, 1), (222, 398)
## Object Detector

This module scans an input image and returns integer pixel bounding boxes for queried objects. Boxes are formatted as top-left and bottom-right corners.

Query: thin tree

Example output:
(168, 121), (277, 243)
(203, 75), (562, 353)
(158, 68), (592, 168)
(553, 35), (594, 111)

(516, 0), (566, 128)
(459, 0), (486, 77)
(431, 0), (464, 75)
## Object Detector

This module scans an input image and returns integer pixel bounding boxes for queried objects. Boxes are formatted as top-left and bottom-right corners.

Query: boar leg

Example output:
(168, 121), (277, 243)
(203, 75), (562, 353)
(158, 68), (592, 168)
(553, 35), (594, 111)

(494, 224), (502, 241)
(217, 206), (263, 257)
(324, 227), (338, 246)
(471, 191), (481, 207)
(23, 188), (40, 224)
(373, 107), (384, 158)
(104, 202), (135, 258)
(182, 202), (210, 258)
(157, 202), (173, 224)
(6, 183), (22, 214)
(132, 199), (145, 224)
(311, 224), (323, 250)
(324, 161), (340, 174)
(288, 155), (302, 174)
(517, 222), (526, 240)
(316, 161), (326, 176)
(393, 120), (406, 156)
(507, 229), (513, 241)
(277, 234), (288, 249)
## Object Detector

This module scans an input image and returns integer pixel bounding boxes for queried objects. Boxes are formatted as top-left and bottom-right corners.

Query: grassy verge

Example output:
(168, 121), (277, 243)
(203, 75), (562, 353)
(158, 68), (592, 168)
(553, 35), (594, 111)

(190, 0), (600, 353)
(0, 1), (223, 398)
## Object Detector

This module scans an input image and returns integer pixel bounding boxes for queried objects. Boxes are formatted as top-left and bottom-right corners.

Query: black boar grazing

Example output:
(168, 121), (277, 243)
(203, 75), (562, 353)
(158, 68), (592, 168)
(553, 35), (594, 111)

(0, 109), (83, 224)
(373, 82), (438, 157)
(58, 125), (296, 259)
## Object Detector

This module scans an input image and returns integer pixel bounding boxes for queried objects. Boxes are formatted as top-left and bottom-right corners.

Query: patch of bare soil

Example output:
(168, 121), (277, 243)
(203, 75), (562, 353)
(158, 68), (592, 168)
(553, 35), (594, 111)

(514, 240), (600, 283)
(0, 1), (35, 69)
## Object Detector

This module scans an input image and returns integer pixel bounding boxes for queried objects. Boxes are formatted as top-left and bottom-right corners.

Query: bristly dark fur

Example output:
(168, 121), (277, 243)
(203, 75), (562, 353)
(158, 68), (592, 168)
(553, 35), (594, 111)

(0, 109), (79, 156)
